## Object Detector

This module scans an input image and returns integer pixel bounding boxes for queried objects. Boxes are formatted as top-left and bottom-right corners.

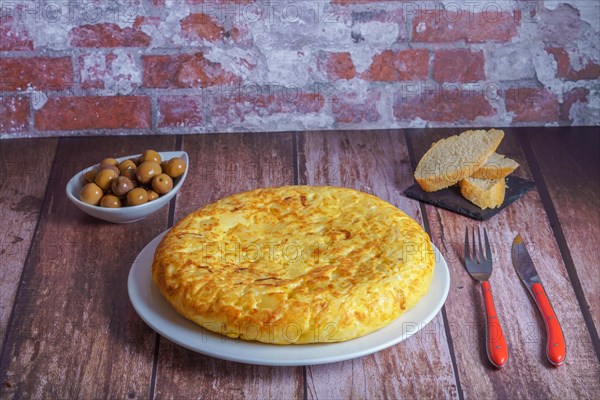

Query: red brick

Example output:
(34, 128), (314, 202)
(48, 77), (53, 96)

(412, 10), (520, 43)
(142, 53), (241, 88)
(319, 52), (356, 81)
(181, 13), (224, 42)
(0, 97), (30, 133)
(69, 23), (151, 48)
(504, 88), (558, 123)
(158, 96), (204, 128)
(34, 96), (151, 131)
(560, 87), (588, 122)
(546, 47), (600, 81)
(0, 16), (33, 51)
(0, 57), (73, 91)
(433, 49), (485, 83)
(362, 49), (428, 82)
(332, 92), (380, 123)
(209, 91), (324, 124)
(394, 89), (494, 122)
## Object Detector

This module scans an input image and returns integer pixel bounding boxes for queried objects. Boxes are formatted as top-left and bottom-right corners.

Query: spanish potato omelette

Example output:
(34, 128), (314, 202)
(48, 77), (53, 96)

(152, 186), (435, 344)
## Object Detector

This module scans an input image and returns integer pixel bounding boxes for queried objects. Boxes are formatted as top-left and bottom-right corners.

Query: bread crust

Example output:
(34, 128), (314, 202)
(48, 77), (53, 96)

(415, 129), (504, 192)
(152, 186), (435, 344)
(471, 153), (519, 180)
(459, 178), (505, 209)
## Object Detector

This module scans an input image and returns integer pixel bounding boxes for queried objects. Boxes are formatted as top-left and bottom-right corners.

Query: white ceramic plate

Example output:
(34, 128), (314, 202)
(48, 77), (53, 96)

(128, 231), (450, 366)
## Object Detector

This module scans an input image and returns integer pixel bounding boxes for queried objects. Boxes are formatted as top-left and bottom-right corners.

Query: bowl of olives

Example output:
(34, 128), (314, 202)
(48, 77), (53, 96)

(66, 150), (188, 223)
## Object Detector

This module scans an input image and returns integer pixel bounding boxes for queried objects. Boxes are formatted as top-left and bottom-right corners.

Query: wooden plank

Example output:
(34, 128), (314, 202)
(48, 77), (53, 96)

(407, 128), (600, 399)
(0, 139), (56, 346)
(298, 130), (459, 399)
(153, 132), (304, 399)
(0, 136), (176, 398)
(527, 127), (600, 333)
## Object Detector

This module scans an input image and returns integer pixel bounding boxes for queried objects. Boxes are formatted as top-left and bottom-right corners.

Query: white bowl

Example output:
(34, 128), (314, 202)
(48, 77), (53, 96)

(66, 151), (189, 224)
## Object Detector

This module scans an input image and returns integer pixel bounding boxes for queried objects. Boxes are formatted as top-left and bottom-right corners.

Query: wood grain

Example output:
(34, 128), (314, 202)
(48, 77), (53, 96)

(297, 130), (459, 399)
(153, 132), (304, 400)
(408, 128), (600, 399)
(0, 139), (56, 347)
(0, 136), (176, 398)
(527, 128), (600, 333)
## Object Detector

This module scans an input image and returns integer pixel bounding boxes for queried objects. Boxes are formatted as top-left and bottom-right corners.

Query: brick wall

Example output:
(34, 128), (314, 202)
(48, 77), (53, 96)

(0, 0), (598, 138)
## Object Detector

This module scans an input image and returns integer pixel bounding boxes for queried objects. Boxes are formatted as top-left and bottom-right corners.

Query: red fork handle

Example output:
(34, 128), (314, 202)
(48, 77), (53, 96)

(531, 282), (566, 366)
(481, 281), (509, 368)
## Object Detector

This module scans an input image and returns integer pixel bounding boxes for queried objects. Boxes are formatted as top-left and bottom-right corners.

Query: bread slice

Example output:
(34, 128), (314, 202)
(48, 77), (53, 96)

(471, 153), (519, 180)
(414, 129), (505, 192)
(459, 177), (505, 209)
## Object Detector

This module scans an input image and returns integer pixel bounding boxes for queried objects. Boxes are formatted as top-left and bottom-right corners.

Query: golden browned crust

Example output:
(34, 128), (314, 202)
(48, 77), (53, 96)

(152, 186), (434, 344)
(459, 178), (505, 209)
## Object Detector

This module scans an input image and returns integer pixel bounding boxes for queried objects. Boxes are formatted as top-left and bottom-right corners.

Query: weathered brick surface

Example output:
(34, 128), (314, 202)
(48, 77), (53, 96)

(0, 1), (598, 135)
(181, 14), (225, 42)
(0, 97), (30, 133)
(546, 48), (600, 81)
(158, 96), (204, 128)
(412, 10), (521, 43)
(34, 97), (151, 131)
(0, 57), (73, 91)
(433, 50), (485, 83)
(318, 52), (356, 81)
(332, 92), (380, 124)
(394, 90), (495, 122)
(70, 24), (151, 48)
(208, 92), (324, 126)
(142, 54), (241, 88)
(504, 88), (559, 123)
(0, 16), (33, 51)
(362, 50), (428, 82)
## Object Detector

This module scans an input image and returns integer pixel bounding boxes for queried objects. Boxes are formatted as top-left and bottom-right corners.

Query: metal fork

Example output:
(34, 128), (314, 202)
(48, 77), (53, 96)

(464, 227), (509, 369)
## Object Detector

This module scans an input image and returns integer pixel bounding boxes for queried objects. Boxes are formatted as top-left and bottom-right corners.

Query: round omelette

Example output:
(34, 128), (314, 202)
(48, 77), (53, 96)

(152, 186), (435, 344)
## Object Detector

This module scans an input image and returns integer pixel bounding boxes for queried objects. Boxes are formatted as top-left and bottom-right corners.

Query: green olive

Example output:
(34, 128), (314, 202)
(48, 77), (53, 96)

(118, 159), (136, 173)
(111, 176), (135, 196)
(152, 173), (173, 195)
(147, 189), (159, 201)
(80, 183), (103, 205)
(100, 194), (122, 208)
(101, 158), (119, 166)
(98, 162), (120, 177)
(165, 158), (186, 178)
(136, 161), (162, 184)
(140, 149), (162, 164)
(127, 187), (148, 206)
(83, 169), (97, 184)
(94, 168), (117, 191)
(160, 161), (168, 172)
(121, 168), (137, 182)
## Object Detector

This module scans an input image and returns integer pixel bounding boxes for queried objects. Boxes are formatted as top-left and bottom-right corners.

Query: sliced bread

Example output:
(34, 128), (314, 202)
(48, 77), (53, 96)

(459, 177), (505, 209)
(414, 129), (505, 192)
(471, 153), (519, 180)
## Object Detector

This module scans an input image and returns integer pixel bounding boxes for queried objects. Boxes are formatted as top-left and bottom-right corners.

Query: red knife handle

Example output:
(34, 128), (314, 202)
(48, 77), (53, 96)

(481, 281), (509, 368)
(531, 282), (566, 366)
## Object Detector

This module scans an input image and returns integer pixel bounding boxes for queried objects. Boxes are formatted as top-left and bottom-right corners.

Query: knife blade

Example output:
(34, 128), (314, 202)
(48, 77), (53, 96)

(512, 235), (566, 366)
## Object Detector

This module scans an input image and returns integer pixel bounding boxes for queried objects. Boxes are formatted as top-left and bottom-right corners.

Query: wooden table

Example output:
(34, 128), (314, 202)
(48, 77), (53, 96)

(1, 128), (598, 399)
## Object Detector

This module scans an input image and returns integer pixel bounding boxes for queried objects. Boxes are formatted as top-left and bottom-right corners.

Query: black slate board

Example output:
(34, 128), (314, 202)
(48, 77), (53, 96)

(403, 176), (535, 221)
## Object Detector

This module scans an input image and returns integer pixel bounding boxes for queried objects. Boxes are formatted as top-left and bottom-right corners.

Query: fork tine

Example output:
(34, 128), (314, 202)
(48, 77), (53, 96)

(464, 227), (470, 261)
(472, 227), (477, 262)
(477, 227), (485, 262)
(484, 227), (492, 262)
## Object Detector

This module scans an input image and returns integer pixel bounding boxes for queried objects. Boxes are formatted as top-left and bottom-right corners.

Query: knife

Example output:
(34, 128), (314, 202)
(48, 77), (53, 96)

(511, 235), (566, 366)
